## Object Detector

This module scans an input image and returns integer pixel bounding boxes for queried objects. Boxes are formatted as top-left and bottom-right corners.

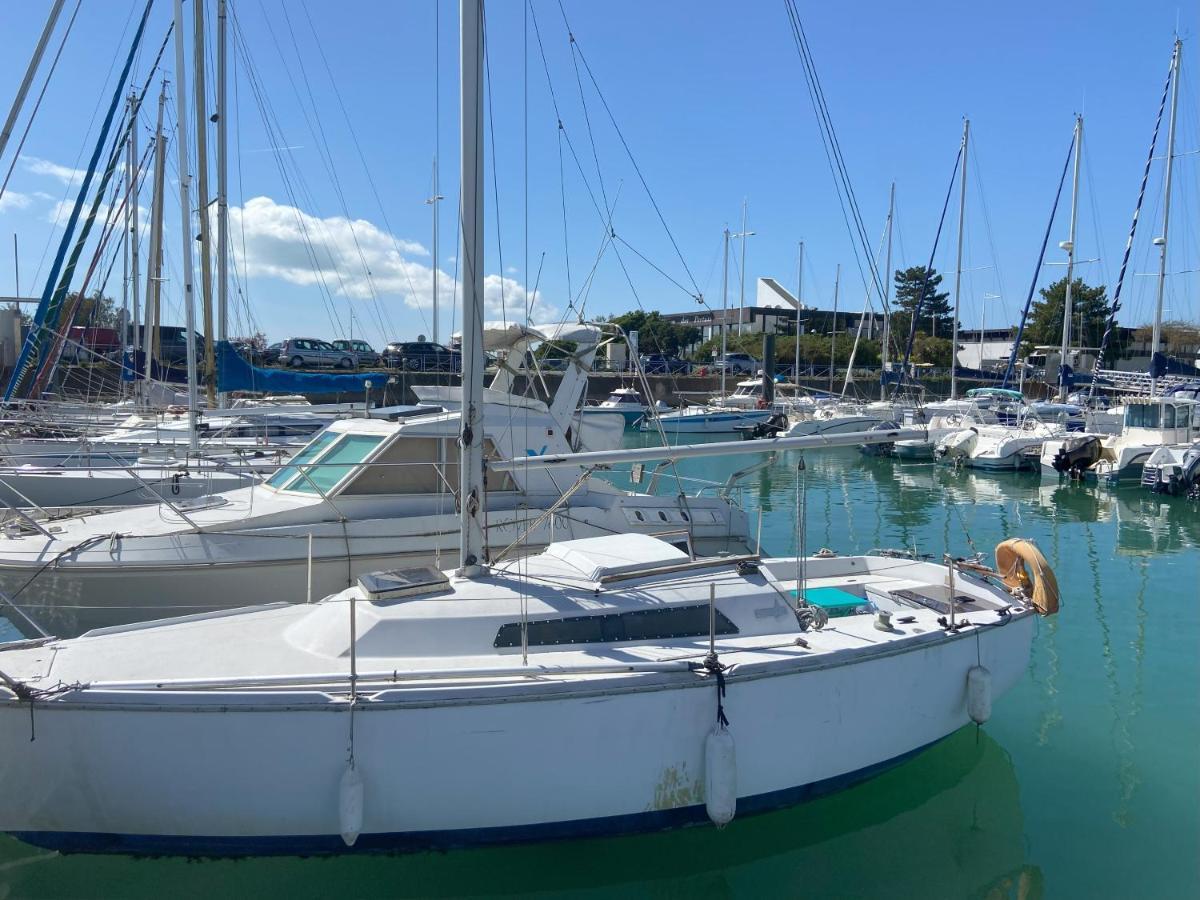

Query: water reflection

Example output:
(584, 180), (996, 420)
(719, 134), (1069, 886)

(0, 729), (1038, 900)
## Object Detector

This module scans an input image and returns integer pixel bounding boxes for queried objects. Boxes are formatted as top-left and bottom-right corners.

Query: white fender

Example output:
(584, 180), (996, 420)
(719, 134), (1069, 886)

(704, 725), (737, 827)
(339, 764), (364, 847)
(967, 665), (992, 724)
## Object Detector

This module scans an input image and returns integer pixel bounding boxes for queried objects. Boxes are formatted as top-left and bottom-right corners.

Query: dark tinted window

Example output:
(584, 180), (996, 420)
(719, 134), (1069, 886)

(493, 604), (738, 648)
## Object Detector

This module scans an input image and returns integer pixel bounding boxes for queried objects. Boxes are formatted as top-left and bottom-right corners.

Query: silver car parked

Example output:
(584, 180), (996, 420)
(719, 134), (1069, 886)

(281, 338), (357, 369)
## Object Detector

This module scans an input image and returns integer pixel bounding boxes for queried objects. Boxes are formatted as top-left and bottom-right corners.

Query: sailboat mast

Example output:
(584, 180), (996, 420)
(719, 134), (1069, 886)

(122, 95), (132, 358)
(950, 118), (968, 401)
(457, 0), (485, 576)
(881, 183), (893, 401)
(193, 0), (216, 408)
(1058, 114), (1083, 401)
(144, 81), (167, 390)
(428, 157), (442, 344)
(794, 240), (803, 388)
(173, 0), (200, 450)
(0, 0), (65, 167)
(128, 91), (141, 358)
(216, 0), (230, 404)
(737, 200), (748, 337)
(829, 264), (839, 395)
(1151, 39), (1181, 398)
(720, 227), (729, 399)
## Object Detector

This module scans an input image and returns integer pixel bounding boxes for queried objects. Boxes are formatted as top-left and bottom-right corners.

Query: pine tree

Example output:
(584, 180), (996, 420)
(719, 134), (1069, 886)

(889, 266), (953, 341)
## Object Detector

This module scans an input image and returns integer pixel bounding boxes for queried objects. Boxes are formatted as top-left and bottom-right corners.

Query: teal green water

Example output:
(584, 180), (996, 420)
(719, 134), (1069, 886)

(1, 439), (1198, 898)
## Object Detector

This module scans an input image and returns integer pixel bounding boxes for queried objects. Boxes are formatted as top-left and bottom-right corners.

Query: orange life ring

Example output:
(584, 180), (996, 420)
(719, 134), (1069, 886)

(995, 538), (1060, 616)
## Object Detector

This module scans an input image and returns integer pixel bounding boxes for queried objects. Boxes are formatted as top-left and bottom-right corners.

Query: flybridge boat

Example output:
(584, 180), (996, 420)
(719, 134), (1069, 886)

(0, 531), (1057, 855)
(1039, 396), (1200, 483)
(0, 323), (750, 638)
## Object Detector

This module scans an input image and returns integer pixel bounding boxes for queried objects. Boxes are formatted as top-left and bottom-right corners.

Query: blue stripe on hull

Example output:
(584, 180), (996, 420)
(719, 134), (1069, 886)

(10, 737), (942, 858)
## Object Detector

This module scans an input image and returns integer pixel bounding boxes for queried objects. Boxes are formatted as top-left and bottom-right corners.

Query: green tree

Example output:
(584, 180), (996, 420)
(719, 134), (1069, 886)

(890, 266), (953, 341)
(71, 292), (121, 328)
(911, 334), (955, 367)
(610, 310), (701, 357)
(1019, 277), (1111, 357)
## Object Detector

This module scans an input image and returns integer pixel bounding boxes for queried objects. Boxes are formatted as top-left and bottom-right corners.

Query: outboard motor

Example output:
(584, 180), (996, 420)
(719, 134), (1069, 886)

(934, 428), (978, 462)
(859, 420), (900, 457)
(738, 411), (789, 441)
(1051, 434), (1102, 478)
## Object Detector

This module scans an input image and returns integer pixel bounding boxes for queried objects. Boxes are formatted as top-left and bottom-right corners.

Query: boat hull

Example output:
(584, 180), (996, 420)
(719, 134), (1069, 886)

(649, 410), (773, 434)
(0, 614), (1033, 855)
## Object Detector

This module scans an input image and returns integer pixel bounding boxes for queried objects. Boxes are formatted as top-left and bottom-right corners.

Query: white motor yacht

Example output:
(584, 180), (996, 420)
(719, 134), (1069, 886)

(1039, 396), (1200, 482)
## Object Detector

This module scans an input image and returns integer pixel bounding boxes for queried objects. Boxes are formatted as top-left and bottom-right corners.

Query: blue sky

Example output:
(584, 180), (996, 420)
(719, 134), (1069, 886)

(0, 0), (1196, 349)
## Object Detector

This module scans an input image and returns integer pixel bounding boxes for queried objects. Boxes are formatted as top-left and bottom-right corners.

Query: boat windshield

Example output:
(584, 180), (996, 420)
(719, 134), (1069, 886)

(267, 432), (385, 494)
(607, 393), (639, 404)
(1125, 403), (1162, 429)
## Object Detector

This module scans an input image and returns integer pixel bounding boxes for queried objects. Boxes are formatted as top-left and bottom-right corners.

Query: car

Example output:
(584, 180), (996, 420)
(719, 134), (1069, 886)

(280, 338), (357, 369)
(135, 325), (206, 366)
(383, 341), (461, 372)
(639, 353), (691, 375)
(332, 339), (380, 367)
(711, 352), (760, 375)
(262, 342), (283, 365)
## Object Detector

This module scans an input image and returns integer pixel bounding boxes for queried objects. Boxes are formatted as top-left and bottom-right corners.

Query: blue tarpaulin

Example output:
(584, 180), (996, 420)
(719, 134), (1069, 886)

(216, 341), (379, 394)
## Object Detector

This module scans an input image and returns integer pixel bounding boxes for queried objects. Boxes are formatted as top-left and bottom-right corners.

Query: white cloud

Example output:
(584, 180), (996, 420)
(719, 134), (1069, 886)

(21, 156), (88, 186)
(228, 195), (555, 321)
(0, 191), (31, 213)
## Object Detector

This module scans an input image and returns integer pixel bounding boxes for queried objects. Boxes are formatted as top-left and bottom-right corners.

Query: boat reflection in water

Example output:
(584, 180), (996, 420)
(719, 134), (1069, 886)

(0, 728), (1040, 899)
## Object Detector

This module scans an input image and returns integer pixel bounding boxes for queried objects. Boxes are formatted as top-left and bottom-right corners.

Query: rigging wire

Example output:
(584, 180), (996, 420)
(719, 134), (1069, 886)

(781, 0), (887, 314)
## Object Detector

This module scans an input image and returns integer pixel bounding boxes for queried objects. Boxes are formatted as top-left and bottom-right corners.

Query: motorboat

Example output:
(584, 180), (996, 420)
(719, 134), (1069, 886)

(646, 404), (774, 435)
(1039, 396), (1199, 483)
(936, 420), (1063, 471)
(893, 402), (1000, 461)
(581, 387), (660, 428)
(783, 400), (903, 438)
(1140, 441), (1200, 496)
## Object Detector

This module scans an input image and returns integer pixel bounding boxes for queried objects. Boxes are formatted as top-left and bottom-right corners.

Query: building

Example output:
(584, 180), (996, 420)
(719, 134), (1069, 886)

(658, 278), (884, 357)
(955, 328), (1017, 372)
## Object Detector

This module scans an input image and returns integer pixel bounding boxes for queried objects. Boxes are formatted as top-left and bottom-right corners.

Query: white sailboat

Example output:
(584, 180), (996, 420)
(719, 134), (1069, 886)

(0, 0), (1055, 856)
